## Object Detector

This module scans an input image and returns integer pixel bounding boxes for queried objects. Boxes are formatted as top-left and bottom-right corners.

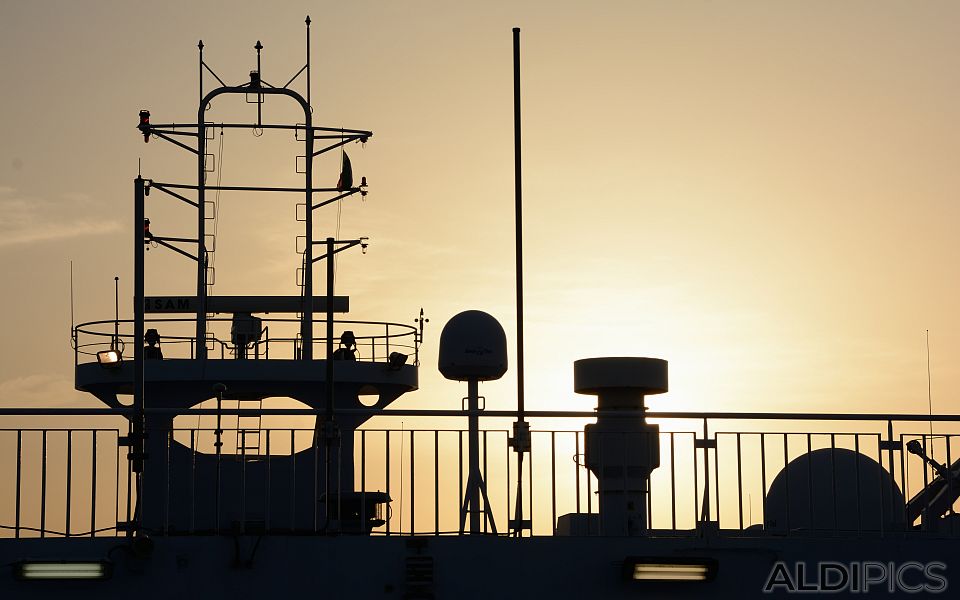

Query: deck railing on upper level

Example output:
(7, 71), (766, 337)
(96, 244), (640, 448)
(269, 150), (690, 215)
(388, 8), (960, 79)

(0, 409), (958, 539)
(73, 318), (420, 364)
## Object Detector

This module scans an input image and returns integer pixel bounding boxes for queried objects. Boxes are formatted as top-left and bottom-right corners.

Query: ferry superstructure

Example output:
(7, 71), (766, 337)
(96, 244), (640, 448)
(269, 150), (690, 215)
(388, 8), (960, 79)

(0, 21), (958, 599)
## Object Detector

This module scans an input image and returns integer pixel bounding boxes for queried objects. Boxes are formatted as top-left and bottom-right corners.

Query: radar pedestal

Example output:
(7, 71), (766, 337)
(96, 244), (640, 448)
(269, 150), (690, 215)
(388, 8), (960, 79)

(439, 310), (508, 535)
(574, 357), (667, 536)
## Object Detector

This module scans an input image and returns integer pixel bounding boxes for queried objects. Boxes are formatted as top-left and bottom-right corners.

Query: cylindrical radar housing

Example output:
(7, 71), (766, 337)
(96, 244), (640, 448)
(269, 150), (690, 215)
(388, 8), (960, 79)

(438, 310), (508, 381)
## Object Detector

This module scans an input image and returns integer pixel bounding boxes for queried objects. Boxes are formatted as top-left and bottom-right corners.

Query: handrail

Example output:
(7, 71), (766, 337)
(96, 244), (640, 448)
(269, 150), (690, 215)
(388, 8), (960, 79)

(73, 317), (418, 362)
(1, 415), (957, 539)
(1, 407), (959, 421)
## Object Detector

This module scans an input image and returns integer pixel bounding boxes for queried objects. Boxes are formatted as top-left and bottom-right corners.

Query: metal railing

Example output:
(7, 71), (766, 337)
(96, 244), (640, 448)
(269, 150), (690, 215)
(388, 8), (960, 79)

(73, 318), (419, 364)
(1, 410), (959, 538)
(0, 428), (126, 538)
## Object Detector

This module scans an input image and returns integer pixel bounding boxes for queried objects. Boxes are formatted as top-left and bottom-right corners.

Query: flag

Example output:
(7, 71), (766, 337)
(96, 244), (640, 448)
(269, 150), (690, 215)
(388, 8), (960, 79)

(337, 152), (353, 191)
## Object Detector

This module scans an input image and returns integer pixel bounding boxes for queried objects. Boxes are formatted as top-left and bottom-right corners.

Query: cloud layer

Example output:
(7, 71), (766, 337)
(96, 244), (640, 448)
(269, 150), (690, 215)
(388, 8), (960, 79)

(0, 187), (121, 248)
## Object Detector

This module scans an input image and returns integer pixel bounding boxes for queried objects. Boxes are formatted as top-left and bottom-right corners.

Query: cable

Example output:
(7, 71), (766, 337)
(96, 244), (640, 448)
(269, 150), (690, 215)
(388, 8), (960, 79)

(0, 524), (116, 537)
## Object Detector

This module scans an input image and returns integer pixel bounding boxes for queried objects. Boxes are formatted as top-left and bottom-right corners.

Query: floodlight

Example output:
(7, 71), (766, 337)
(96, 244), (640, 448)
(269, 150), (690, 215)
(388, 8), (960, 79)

(623, 557), (717, 582)
(388, 352), (408, 371)
(15, 560), (112, 580)
(97, 349), (122, 368)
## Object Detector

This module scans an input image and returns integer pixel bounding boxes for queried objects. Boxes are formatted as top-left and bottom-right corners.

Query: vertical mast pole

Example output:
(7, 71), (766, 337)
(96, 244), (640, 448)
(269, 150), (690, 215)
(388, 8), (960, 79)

(306, 16), (312, 109)
(196, 41), (208, 361)
(302, 26), (314, 361)
(513, 27), (526, 426)
(132, 177), (146, 530)
(510, 26), (531, 537)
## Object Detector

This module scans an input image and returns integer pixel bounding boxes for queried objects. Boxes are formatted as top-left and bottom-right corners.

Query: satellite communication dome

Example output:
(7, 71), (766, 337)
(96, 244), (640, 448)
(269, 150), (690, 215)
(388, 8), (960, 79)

(438, 310), (508, 381)
(764, 447), (904, 533)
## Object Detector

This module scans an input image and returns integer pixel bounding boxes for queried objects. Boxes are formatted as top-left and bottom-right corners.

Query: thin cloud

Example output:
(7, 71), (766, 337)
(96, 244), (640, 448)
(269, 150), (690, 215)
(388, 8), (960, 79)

(0, 373), (92, 408)
(0, 186), (121, 248)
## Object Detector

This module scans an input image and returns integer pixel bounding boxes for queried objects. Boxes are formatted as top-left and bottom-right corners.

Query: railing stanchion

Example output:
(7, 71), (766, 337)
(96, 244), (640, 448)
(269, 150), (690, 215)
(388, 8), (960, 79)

(550, 431), (556, 535)
(164, 427), (171, 535)
(701, 418), (710, 527)
(693, 431), (699, 529)
(91, 430), (97, 537)
(15, 431), (21, 538)
(410, 429), (415, 535)
(266, 429), (271, 532)
(669, 432), (676, 531)
(886, 420), (896, 535)
(360, 430), (366, 534)
(760, 434), (767, 530)
(806, 433), (813, 529)
(586, 433), (593, 535)
(854, 434), (862, 535)
(385, 430), (391, 536)
(830, 433), (838, 531)
(783, 433), (790, 533)
(575, 432), (581, 518)
(65, 437), (83, 531)
(290, 429), (296, 531)
(41, 430), (47, 538)
(736, 433), (743, 530)
(190, 430), (196, 534)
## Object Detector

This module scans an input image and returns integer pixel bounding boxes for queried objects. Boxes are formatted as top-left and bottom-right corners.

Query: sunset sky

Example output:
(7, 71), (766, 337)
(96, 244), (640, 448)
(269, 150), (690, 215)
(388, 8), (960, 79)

(2, 0), (960, 427)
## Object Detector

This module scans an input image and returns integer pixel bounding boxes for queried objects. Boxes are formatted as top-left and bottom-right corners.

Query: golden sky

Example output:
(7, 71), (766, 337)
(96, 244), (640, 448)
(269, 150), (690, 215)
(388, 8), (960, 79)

(2, 0), (960, 423)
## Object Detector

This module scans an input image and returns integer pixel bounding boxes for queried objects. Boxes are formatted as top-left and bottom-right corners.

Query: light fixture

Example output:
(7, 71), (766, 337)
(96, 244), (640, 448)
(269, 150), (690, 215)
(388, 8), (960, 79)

(15, 560), (112, 580)
(623, 557), (717, 582)
(97, 349), (122, 368)
(388, 352), (408, 371)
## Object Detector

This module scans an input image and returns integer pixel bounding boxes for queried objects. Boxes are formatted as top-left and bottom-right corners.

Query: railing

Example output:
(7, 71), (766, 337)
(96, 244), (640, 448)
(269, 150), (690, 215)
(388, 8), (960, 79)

(73, 318), (419, 364)
(1, 410), (959, 538)
(0, 428), (127, 538)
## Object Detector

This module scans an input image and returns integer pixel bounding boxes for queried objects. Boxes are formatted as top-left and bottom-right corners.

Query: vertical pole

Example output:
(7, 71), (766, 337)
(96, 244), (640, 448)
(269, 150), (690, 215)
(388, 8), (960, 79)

(196, 104), (208, 360)
(302, 18), (313, 357)
(510, 26), (530, 537)
(701, 418), (710, 527)
(197, 42), (207, 361)
(113, 276), (119, 347)
(305, 16), (312, 109)
(133, 177), (146, 532)
(512, 27), (525, 424)
(467, 379), (481, 534)
(324, 237), (335, 524)
(302, 110), (314, 361)
(255, 42), (263, 128)
(326, 237), (335, 417)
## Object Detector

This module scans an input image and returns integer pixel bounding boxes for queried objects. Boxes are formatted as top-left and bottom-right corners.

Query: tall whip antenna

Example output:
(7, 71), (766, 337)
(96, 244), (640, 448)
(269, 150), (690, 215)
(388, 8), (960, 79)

(926, 329), (933, 437)
(509, 26), (531, 538)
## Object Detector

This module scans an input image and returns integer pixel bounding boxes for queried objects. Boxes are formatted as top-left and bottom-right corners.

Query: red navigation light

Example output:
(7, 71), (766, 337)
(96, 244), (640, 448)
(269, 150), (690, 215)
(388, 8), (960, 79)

(143, 218), (151, 241)
(138, 109), (151, 143)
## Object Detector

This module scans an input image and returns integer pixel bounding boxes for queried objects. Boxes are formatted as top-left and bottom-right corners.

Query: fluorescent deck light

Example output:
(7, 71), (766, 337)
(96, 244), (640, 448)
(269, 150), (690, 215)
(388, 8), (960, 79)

(15, 561), (111, 580)
(623, 557), (717, 582)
